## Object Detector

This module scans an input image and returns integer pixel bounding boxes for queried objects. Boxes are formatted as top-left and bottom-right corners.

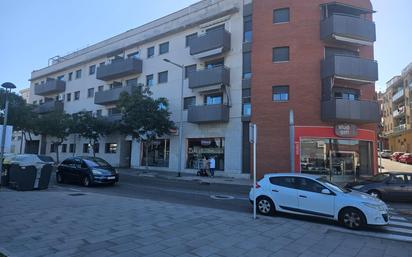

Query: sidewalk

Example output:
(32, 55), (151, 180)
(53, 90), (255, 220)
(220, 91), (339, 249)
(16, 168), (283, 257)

(118, 168), (253, 186)
(2, 188), (412, 257)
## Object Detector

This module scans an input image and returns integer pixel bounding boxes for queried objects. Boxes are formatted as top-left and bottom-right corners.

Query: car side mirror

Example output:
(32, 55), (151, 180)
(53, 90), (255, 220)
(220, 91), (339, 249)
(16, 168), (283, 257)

(321, 189), (332, 195)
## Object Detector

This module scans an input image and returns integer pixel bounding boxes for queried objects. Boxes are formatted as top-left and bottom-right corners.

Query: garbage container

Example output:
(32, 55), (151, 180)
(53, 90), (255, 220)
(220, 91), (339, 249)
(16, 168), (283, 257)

(37, 164), (53, 190)
(8, 163), (53, 191)
(1, 171), (9, 186)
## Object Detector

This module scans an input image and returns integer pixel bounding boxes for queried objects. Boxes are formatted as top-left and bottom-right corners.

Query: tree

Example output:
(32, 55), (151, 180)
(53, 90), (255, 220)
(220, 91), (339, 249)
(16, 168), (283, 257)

(71, 111), (111, 157)
(35, 111), (73, 162)
(117, 85), (175, 168)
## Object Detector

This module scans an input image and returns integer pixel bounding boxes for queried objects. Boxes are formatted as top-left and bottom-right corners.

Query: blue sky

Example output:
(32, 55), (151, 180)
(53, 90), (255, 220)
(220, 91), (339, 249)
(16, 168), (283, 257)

(0, 0), (411, 93)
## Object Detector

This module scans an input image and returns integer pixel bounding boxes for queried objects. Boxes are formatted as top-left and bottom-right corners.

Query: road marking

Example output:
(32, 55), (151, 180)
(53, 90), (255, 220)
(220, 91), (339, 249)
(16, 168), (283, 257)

(389, 220), (412, 228)
(382, 226), (412, 234)
(390, 215), (407, 221)
(327, 226), (412, 243)
(210, 195), (235, 200)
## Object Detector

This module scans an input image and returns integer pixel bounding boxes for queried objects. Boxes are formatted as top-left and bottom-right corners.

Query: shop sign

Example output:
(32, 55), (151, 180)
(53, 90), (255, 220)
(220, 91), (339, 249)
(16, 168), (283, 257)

(335, 124), (357, 138)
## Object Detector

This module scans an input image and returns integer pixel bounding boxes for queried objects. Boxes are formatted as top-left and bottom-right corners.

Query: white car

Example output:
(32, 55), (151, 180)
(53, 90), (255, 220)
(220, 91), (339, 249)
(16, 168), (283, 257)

(379, 150), (392, 159)
(249, 173), (389, 229)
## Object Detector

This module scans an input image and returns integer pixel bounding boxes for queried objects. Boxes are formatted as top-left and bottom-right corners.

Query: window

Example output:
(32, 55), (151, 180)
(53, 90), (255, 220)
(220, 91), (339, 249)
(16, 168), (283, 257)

(273, 8), (290, 23)
(89, 65), (96, 75)
(68, 72), (73, 81)
(96, 110), (102, 117)
(272, 86), (289, 101)
(185, 65), (197, 79)
(186, 138), (224, 170)
(243, 51), (251, 79)
(69, 144), (76, 153)
(159, 42), (169, 55)
(93, 143), (100, 154)
(244, 15), (253, 43)
(50, 143), (56, 153)
(127, 51), (139, 59)
(98, 85), (104, 92)
(83, 143), (90, 153)
(110, 81), (122, 89)
(158, 71), (168, 84)
(206, 24), (225, 33)
(57, 75), (65, 81)
(205, 58), (224, 69)
(142, 139), (170, 167)
(105, 143), (117, 154)
(99, 62), (105, 67)
(75, 69), (82, 79)
(147, 46), (155, 58)
(242, 89), (251, 116)
(62, 144), (67, 153)
(205, 93), (223, 105)
(74, 91), (80, 100)
(108, 107), (121, 116)
(126, 78), (138, 87)
(146, 74), (154, 86)
(185, 33), (198, 47)
(183, 96), (196, 110)
(273, 47), (289, 62)
(269, 176), (297, 188)
(389, 174), (407, 184)
(87, 88), (94, 98)
(296, 178), (326, 193)
(334, 88), (359, 101)
(66, 93), (71, 102)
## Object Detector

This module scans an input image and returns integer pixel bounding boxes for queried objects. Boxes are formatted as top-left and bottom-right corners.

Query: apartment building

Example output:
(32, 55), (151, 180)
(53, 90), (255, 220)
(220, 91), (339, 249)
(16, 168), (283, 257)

(381, 63), (412, 152)
(26, 0), (379, 182)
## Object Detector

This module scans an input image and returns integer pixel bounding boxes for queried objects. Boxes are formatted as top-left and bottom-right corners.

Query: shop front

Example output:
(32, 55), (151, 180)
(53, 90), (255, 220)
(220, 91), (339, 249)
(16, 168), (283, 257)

(141, 139), (170, 167)
(295, 126), (377, 183)
(186, 138), (225, 171)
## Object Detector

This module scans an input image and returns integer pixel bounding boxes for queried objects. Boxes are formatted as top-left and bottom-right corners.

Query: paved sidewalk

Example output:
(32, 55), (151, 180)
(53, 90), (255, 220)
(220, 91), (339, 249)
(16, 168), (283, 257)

(119, 168), (252, 186)
(1, 189), (412, 257)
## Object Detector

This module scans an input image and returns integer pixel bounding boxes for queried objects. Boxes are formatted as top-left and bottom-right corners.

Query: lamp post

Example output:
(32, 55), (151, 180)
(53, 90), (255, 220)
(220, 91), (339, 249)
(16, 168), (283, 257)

(0, 82), (16, 186)
(163, 59), (185, 177)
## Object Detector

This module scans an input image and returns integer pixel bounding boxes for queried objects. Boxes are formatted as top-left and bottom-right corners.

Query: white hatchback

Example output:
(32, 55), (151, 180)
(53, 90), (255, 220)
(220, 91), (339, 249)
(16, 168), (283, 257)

(249, 173), (389, 229)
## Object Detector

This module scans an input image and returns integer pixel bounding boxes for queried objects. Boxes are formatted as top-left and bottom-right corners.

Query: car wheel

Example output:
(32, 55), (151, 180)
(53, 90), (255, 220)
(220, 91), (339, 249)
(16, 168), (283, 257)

(56, 173), (64, 184)
(82, 176), (92, 187)
(367, 190), (382, 199)
(339, 208), (366, 230)
(256, 196), (275, 216)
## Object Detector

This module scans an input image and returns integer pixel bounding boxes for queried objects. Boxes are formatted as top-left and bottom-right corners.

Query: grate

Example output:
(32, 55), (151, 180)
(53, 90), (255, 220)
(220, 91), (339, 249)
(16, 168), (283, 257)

(210, 194), (235, 200)
(68, 193), (86, 196)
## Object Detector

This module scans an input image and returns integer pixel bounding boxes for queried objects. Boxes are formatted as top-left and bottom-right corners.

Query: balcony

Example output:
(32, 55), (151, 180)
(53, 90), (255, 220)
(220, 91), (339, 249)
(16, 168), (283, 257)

(96, 58), (142, 81)
(34, 78), (66, 96)
(189, 28), (231, 59)
(321, 98), (379, 123)
(320, 15), (376, 46)
(188, 104), (229, 124)
(188, 66), (230, 91)
(33, 101), (64, 114)
(394, 124), (407, 133)
(321, 55), (378, 83)
(94, 85), (136, 105)
(392, 90), (404, 102)
(393, 108), (405, 118)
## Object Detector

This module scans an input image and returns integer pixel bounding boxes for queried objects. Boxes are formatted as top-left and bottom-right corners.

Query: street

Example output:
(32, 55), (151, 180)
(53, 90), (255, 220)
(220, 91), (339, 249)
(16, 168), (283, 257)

(381, 158), (412, 173)
(2, 172), (412, 257)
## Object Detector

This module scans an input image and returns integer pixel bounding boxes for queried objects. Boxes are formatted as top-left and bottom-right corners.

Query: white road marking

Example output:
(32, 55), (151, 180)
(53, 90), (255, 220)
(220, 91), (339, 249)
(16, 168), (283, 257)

(327, 226), (412, 242)
(389, 220), (412, 228)
(390, 215), (408, 221)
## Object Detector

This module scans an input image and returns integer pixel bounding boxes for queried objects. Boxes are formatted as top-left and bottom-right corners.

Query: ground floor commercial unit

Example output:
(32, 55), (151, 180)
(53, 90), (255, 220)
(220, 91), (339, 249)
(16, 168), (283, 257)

(386, 130), (412, 153)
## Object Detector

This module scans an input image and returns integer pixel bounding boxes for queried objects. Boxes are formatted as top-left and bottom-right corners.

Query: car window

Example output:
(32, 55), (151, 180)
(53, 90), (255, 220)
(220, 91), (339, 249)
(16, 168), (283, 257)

(389, 174), (407, 184)
(269, 176), (297, 189)
(74, 159), (82, 168)
(297, 178), (326, 193)
(83, 158), (111, 168)
(61, 159), (73, 165)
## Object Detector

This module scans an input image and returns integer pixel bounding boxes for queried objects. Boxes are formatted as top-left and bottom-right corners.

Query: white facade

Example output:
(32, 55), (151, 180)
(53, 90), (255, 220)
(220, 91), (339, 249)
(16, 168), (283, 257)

(28, 0), (250, 177)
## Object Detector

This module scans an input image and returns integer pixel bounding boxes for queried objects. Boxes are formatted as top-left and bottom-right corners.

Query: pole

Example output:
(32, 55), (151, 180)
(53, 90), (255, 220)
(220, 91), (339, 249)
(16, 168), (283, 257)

(252, 124), (257, 220)
(289, 109), (295, 173)
(177, 67), (184, 177)
(0, 89), (10, 186)
(379, 139), (382, 173)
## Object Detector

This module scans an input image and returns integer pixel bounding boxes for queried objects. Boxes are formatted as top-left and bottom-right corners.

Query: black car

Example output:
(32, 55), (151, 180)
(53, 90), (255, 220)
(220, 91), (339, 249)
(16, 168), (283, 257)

(346, 172), (412, 201)
(56, 156), (119, 186)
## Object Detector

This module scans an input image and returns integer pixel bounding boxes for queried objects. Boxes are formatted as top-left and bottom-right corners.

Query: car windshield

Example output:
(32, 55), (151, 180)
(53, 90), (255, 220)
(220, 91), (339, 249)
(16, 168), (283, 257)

(83, 158), (111, 168)
(316, 177), (351, 193)
(368, 173), (390, 182)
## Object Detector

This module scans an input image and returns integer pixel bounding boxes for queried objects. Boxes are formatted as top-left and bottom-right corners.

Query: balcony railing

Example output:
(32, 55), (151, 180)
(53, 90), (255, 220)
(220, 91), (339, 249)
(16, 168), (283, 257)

(188, 66), (230, 90)
(394, 124), (407, 133)
(320, 15), (376, 45)
(33, 101), (64, 114)
(94, 85), (136, 105)
(321, 55), (378, 83)
(321, 98), (379, 123)
(96, 58), (142, 81)
(34, 78), (66, 96)
(392, 90), (405, 102)
(187, 104), (229, 124)
(189, 28), (231, 58)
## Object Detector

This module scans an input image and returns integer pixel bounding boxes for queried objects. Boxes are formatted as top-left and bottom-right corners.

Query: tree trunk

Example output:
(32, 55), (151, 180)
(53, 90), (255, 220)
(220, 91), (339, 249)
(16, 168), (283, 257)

(91, 139), (96, 158)
(20, 131), (25, 154)
(145, 141), (149, 171)
(55, 143), (60, 163)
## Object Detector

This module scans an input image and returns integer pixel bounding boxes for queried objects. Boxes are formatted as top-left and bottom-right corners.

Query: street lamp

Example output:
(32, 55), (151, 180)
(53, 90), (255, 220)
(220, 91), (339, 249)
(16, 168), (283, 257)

(163, 58), (185, 177)
(0, 82), (16, 186)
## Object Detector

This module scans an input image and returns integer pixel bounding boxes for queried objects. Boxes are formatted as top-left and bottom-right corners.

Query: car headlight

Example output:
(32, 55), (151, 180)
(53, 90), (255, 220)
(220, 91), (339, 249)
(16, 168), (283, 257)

(352, 185), (365, 190)
(92, 169), (103, 175)
(362, 202), (386, 211)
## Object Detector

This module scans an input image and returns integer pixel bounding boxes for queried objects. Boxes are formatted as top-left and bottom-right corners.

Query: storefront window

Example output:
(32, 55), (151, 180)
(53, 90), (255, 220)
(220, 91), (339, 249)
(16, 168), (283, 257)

(300, 138), (373, 183)
(187, 138), (224, 170)
(141, 139), (170, 167)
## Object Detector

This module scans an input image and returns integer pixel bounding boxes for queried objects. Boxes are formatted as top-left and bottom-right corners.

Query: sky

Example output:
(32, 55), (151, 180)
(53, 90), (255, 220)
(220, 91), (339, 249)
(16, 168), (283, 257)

(0, 0), (411, 93)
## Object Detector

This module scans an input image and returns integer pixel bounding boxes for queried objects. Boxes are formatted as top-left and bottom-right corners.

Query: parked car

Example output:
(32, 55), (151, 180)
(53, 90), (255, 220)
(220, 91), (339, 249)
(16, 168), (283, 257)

(346, 172), (412, 201)
(379, 150), (392, 159)
(398, 153), (412, 164)
(249, 173), (388, 230)
(56, 156), (119, 186)
(391, 152), (405, 162)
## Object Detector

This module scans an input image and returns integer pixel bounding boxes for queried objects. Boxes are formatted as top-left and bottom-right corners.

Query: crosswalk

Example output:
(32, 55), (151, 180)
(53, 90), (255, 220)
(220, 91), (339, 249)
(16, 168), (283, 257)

(329, 206), (412, 242)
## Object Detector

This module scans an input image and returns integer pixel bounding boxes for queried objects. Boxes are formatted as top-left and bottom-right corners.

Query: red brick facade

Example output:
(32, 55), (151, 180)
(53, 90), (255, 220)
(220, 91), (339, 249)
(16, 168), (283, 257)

(250, 0), (377, 178)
